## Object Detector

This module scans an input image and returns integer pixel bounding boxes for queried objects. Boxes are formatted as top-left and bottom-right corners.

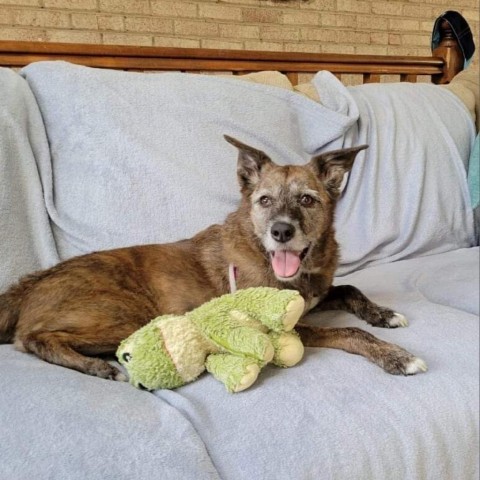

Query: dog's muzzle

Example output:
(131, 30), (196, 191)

(268, 221), (310, 280)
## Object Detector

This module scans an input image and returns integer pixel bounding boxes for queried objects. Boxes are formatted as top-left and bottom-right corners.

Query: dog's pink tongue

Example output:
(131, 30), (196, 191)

(271, 251), (301, 278)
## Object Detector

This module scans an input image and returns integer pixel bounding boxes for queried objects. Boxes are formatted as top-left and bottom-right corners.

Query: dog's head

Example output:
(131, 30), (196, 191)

(224, 135), (367, 281)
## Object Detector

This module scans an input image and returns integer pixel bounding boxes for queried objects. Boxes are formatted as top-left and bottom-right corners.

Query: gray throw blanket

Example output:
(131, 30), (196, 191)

(0, 69), (59, 292)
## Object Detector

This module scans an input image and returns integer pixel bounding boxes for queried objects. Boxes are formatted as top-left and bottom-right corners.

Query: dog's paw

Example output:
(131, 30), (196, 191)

(404, 357), (428, 375)
(381, 350), (428, 376)
(368, 309), (409, 329)
(387, 312), (409, 328)
(113, 371), (129, 382)
(88, 361), (128, 381)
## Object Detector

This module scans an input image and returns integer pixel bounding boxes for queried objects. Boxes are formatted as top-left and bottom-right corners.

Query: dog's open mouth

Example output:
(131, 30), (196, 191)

(270, 246), (310, 279)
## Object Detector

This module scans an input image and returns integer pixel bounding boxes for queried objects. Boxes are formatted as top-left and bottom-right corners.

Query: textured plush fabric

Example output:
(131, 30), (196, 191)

(1, 248), (478, 480)
(117, 288), (304, 392)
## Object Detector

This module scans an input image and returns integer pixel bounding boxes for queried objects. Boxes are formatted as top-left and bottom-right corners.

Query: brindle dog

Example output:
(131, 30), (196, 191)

(0, 135), (427, 380)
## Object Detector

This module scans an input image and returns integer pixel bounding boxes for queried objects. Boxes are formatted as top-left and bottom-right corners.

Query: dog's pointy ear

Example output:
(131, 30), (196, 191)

(309, 144), (368, 198)
(224, 135), (273, 192)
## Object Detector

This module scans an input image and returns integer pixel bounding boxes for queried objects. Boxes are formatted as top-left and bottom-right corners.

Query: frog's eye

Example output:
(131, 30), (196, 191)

(122, 352), (131, 362)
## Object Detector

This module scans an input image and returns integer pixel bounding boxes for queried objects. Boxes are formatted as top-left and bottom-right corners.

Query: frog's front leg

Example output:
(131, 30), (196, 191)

(224, 288), (305, 332)
(268, 331), (304, 368)
(192, 310), (274, 363)
(206, 354), (262, 392)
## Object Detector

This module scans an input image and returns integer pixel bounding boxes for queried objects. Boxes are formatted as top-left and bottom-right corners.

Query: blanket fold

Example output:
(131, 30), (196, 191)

(333, 79), (476, 275)
(0, 68), (59, 293)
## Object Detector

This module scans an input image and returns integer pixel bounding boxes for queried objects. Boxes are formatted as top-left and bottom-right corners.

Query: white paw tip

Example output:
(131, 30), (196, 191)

(405, 357), (428, 375)
(114, 372), (129, 382)
(390, 312), (409, 328)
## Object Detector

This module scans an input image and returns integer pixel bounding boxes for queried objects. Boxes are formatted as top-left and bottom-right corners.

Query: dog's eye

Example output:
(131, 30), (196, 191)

(259, 196), (272, 207)
(300, 194), (315, 207)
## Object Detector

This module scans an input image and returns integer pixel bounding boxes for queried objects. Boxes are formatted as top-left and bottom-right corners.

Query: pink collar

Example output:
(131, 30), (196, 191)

(228, 264), (238, 293)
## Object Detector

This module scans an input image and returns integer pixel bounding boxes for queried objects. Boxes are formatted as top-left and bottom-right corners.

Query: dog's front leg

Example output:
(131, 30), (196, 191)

(296, 324), (427, 375)
(314, 285), (408, 328)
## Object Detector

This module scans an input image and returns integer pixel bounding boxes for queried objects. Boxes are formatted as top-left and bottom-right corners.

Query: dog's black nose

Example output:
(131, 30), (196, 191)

(271, 222), (295, 243)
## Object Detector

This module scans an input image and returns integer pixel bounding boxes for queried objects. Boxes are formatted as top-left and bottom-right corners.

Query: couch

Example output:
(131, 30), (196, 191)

(0, 60), (478, 480)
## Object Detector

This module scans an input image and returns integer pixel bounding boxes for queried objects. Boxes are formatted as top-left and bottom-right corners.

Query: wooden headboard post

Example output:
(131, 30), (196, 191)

(432, 20), (465, 84)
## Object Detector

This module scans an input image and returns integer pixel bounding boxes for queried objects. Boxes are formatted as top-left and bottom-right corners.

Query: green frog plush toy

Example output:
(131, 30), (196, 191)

(117, 287), (305, 393)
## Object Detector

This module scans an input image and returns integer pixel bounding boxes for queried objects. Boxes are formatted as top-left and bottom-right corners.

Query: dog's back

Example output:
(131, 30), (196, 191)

(0, 271), (48, 343)
(0, 238), (231, 378)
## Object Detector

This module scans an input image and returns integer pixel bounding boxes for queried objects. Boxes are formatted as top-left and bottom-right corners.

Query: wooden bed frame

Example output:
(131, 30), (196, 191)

(0, 20), (462, 85)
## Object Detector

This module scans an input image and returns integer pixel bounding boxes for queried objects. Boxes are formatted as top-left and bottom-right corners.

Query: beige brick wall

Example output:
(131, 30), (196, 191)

(0, 0), (478, 60)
